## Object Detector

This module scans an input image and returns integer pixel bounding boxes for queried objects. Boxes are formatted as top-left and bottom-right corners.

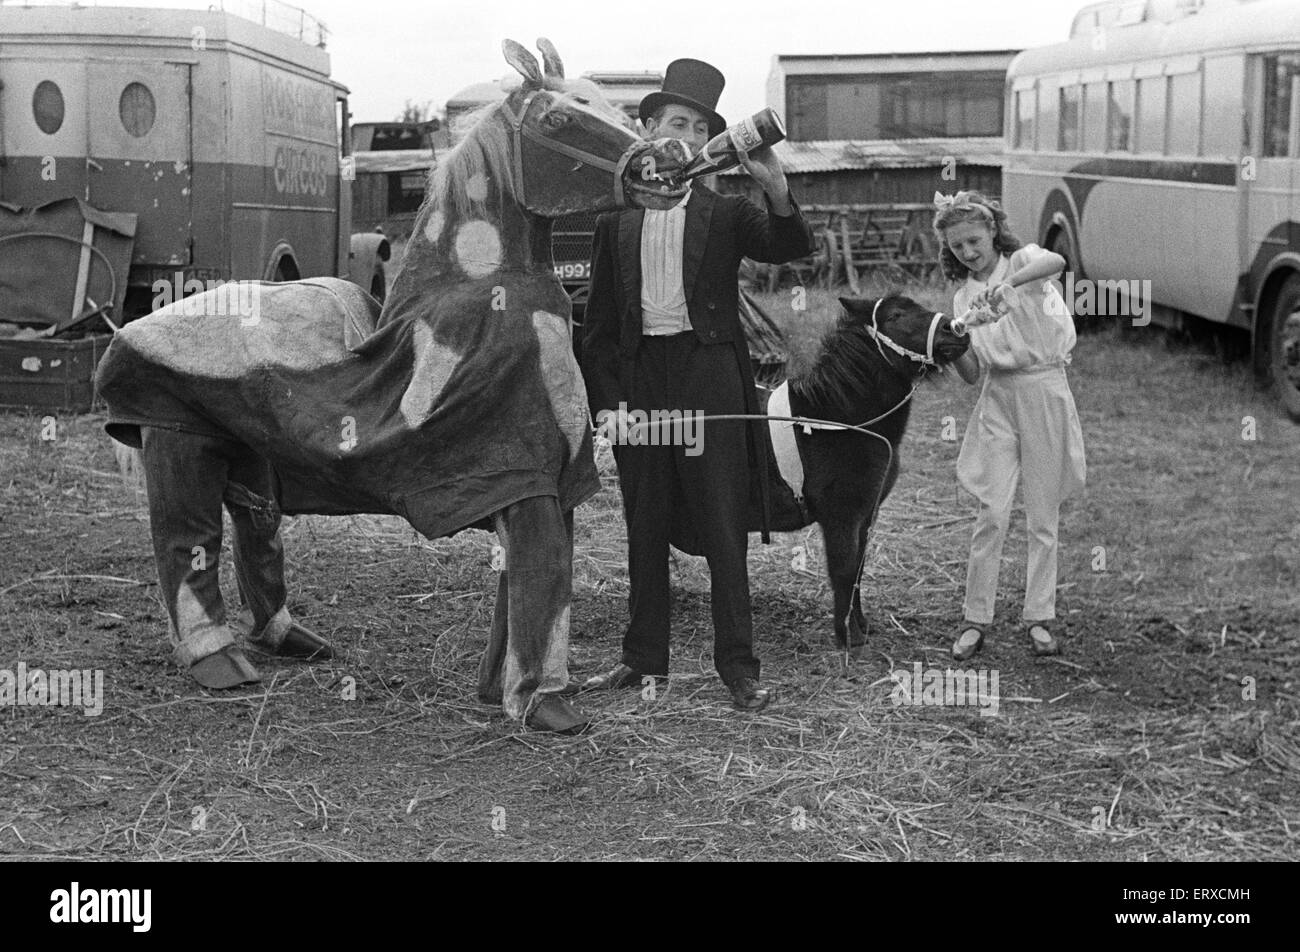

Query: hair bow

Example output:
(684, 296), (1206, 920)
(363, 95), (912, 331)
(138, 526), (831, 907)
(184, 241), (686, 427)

(933, 190), (974, 210)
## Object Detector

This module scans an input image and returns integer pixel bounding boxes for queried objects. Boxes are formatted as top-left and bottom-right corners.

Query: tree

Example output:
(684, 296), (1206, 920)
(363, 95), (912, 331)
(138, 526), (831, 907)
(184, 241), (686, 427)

(397, 99), (434, 123)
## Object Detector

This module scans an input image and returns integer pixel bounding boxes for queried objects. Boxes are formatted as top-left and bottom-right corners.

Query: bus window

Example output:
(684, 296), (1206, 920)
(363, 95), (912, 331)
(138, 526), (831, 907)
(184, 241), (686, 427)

(1167, 70), (1201, 155)
(1107, 79), (1134, 151)
(1263, 53), (1300, 157)
(1083, 81), (1107, 152)
(1038, 80), (1059, 154)
(1014, 88), (1035, 149)
(1059, 84), (1081, 150)
(1200, 56), (1244, 158)
(1135, 75), (1166, 153)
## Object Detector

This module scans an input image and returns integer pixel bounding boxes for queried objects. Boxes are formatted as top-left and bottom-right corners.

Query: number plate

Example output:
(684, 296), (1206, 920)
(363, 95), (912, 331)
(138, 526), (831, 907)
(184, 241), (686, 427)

(554, 261), (591, 281)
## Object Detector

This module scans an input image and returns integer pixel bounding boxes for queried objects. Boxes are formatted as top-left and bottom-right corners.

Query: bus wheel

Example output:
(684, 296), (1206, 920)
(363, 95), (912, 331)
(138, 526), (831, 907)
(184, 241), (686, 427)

(1269, 273), (1300, 420)
(1047, 224), (1090, 330)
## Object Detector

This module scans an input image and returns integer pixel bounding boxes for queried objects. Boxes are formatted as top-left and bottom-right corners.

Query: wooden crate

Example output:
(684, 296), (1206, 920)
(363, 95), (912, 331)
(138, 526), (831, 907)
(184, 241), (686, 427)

(0, 334), (111, 413)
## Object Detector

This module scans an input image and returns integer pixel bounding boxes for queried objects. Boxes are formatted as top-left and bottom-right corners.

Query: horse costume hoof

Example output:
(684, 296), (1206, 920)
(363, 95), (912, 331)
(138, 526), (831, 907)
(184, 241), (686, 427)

(478, 680), (581, 707)
(525, 695), (592, 735)
(245, 608), (335, 661)
(188, 645), (262, 689)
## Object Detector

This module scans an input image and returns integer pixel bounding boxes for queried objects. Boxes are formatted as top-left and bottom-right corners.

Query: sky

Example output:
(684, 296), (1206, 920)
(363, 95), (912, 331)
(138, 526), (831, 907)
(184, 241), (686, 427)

(26, 0), (1094, 121)
(268, 0), (1093, 123)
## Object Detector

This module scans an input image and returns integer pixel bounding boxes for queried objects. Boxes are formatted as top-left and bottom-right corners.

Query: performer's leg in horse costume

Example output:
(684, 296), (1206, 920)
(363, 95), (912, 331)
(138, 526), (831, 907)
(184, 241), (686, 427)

(476, 496), (586, 733)
(139, 427), (333, 688)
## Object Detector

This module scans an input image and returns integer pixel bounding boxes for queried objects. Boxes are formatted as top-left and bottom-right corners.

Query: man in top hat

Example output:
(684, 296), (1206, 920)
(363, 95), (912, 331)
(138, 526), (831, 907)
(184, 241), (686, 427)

(580, 58), (812, 711)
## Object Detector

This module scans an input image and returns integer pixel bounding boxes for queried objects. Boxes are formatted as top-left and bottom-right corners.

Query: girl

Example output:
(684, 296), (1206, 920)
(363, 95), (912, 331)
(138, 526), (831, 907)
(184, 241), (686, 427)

(933, 191), (1086, 659)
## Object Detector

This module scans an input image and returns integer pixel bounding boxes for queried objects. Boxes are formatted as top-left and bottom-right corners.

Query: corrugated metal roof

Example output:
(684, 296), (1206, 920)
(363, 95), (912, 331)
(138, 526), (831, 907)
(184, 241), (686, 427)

(719, 137), (1005, 174)
(353, 150), (436, 175)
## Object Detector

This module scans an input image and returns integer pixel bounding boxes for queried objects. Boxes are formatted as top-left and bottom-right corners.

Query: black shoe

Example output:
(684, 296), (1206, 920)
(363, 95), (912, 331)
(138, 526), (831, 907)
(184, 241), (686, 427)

(727, 677), (770, 712)
(525, 695), (592, 735)
(581, 663), (653, 692)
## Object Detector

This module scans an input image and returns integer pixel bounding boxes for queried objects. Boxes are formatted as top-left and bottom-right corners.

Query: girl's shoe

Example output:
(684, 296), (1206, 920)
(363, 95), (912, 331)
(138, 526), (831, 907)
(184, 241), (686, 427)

(1027, 623), (1060, 656)
(952, 625), (985, 661)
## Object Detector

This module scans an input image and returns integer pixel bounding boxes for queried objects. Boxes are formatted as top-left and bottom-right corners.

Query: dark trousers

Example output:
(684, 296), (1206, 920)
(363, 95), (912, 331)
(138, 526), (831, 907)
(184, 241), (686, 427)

(614, 333), (758, 684)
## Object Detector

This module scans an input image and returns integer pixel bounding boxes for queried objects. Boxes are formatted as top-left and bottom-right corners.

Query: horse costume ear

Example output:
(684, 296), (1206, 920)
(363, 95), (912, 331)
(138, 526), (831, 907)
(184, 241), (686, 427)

(503, 39), (544, 86)
(536, 38), (565, 79)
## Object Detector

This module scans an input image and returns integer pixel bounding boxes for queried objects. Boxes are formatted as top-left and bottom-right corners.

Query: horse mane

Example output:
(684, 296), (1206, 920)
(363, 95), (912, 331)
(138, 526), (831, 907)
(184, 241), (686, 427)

(789, 295), (917, 419)
(424, 75), (625, 225)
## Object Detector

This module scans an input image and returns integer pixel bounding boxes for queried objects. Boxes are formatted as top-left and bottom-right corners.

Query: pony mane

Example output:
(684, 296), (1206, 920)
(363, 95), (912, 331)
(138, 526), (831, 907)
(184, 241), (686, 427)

(423, 76), (625, 225)
(790, 295), (918, 417)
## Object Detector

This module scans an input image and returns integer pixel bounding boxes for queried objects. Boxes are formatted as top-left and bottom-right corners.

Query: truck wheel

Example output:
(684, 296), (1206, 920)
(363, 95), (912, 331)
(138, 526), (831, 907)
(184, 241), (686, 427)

(1269, 273), (1300, 421)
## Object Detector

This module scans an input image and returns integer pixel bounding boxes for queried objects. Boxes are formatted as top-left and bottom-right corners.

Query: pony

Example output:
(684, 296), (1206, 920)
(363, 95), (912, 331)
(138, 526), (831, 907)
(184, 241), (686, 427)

(766, 295), (970, 653)
(95, 39), (689, 734)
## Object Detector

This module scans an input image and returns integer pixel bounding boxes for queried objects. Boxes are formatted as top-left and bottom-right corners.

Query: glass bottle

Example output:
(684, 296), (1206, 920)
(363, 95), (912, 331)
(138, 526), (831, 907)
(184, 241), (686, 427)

(677, 107), (786, 181)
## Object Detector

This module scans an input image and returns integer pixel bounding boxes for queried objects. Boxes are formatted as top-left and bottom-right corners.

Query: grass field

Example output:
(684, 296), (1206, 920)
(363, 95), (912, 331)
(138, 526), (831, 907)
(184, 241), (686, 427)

(1, 280), (1297, 860)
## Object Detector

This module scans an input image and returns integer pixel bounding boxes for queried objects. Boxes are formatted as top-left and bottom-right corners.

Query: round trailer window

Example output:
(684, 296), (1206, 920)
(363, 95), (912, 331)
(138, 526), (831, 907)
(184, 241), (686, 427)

(119, 82), (156, 137)
(33, 81), (65, 135)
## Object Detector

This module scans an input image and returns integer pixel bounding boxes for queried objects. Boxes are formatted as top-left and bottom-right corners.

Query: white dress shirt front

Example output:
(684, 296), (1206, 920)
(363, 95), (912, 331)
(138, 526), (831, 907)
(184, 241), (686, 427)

(640, 190), (692, 335)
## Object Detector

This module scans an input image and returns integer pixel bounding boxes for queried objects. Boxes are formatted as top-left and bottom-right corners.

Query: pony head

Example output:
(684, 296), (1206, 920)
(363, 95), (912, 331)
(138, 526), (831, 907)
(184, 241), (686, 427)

(838, 295), (969, 369)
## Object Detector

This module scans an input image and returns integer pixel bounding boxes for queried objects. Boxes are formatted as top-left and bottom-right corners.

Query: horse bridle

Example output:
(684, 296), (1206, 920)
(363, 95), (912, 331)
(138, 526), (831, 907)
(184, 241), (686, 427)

(498, 91), (644, 209)
(866, 298), (947, 369)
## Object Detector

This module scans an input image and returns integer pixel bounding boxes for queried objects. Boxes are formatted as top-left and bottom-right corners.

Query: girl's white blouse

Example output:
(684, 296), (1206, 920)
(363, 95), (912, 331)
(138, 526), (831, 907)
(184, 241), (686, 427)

(954, 244), (1076, 372)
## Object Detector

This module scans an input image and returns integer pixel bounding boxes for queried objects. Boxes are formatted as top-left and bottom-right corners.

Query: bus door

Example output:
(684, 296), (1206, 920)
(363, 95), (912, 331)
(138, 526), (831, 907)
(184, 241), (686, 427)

(86, 60), (193, 266)
(1248, 53), (1300, 276)
(0, 58), (89, 205)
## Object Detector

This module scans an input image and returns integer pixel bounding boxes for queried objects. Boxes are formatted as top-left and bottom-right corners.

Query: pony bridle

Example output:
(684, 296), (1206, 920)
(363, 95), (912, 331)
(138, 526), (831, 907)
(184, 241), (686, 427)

(866, 298), (947, 368)
(498, 92), (645, 209)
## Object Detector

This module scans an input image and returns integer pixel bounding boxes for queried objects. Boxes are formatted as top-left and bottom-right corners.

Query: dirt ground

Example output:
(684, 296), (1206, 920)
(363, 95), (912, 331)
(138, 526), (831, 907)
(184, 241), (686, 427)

(1, 290), (1296, 860)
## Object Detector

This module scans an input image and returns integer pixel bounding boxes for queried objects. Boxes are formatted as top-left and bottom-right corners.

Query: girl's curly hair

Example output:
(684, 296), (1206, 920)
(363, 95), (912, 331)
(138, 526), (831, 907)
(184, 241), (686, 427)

(932, 192), (1023, 282)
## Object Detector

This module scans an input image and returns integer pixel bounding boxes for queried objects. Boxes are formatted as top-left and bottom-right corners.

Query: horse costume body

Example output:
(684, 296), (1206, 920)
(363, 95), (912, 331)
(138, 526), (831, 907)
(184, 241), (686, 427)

(95, 39), (690, 732)
(765, 296), (969, 652)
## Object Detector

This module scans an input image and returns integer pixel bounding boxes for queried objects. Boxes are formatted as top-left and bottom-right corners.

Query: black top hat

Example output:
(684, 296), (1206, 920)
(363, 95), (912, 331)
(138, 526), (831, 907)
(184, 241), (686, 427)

(639, 59), (726, 138)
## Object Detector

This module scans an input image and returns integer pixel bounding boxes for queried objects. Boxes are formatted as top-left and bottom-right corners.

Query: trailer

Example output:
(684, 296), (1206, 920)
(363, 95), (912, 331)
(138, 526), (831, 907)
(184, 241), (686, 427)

(0, 0), (387, 323)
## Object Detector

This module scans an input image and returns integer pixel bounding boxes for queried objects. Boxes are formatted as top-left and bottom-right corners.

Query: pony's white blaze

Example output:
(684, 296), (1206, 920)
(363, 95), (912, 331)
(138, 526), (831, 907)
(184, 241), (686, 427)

(454, 220), (502, 278)
(423, 211), (445, 244)
(401, 319), (459, 426)
(531, 310), (588, 459)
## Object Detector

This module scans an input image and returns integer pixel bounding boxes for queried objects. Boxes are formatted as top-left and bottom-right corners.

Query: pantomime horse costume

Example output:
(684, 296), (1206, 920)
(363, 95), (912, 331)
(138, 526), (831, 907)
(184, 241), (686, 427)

(95, 39), (691, 733)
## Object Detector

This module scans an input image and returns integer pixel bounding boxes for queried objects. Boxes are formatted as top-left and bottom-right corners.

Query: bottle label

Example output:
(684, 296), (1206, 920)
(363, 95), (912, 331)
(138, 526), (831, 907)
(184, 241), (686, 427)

(730, 116), (763, 152)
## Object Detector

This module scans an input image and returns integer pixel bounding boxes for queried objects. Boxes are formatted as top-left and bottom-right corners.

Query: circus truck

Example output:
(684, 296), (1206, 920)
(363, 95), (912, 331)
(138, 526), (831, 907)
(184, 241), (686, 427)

(0, 1), (389, 357)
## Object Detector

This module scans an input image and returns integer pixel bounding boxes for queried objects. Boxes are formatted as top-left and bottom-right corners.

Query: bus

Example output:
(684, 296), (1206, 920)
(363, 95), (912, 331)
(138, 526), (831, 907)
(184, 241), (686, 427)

(0, 0), (387, 319)
(1002, 0), (1300, 418)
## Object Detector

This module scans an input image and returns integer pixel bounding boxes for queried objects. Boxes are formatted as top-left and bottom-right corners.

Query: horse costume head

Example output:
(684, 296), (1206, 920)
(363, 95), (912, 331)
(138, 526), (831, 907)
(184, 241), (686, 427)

(389, 38), (689, 301)
(441, 38), (689, 221)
